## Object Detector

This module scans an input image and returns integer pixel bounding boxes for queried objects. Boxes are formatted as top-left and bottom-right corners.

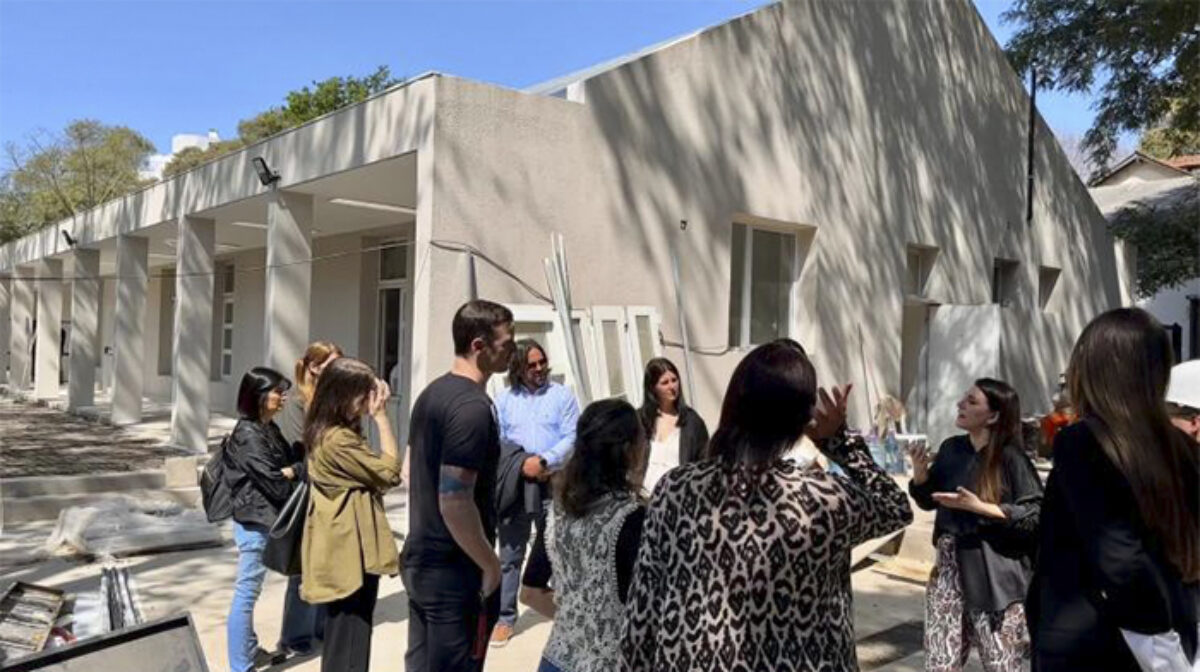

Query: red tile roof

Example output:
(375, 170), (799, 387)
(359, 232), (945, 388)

(1166, 155), (1200, 170)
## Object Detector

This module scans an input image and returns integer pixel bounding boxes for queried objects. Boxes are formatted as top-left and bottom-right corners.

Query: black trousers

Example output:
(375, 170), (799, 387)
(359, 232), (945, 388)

(403, 564), (500, 672)
(321, 573), (380, 672)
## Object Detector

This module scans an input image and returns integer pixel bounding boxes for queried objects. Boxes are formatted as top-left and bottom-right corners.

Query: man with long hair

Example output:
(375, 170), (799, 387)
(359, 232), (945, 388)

(491, 338), (580, 647)
(402, 300), (515, 672)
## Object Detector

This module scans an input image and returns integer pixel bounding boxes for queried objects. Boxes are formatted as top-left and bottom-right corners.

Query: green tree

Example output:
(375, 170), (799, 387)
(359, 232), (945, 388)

(1004, 0), (1200, 169)
(1139, 112), (1200, 160)
(161, 139), (247, 178)
(1110, 185), (1200, 298)
(164, 65), (401, 172)
(1, 120), (155, 243)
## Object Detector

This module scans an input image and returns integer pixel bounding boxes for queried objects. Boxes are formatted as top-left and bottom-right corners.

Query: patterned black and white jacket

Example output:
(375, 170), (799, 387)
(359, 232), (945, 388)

(620, 432), (913, 672)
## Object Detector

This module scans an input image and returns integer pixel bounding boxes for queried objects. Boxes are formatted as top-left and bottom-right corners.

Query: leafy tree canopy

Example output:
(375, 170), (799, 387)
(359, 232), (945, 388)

(1004, 0), (1200, 169)
(1, 120), (155, 243)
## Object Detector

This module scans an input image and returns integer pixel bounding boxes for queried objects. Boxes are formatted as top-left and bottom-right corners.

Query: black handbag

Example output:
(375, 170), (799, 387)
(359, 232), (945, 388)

(263, 482), (308, 576)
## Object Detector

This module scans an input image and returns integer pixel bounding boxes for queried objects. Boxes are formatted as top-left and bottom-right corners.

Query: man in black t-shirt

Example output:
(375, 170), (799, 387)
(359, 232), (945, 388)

(402, 299), (514, 672)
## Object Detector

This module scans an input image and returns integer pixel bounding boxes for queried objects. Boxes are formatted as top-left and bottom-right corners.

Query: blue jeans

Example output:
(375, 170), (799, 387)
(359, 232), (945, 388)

(280, 575), (326, 653)
(228, 521), (268, 672)
(537, 658), (564, 672)
(498, 510), (545, 627)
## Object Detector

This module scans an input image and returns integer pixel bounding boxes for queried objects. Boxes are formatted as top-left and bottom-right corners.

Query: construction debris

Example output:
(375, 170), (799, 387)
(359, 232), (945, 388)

(42, 497), (224, 559)
(0, 582), (65, 664)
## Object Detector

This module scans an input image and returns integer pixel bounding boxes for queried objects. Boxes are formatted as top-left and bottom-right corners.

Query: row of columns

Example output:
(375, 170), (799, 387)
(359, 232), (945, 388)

(1, 191), (313, 452)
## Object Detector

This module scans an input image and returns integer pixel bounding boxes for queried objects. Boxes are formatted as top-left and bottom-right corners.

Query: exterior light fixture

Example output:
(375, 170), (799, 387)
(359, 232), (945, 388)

(252, 157), (280, 187)
(61, 230), (78, 248)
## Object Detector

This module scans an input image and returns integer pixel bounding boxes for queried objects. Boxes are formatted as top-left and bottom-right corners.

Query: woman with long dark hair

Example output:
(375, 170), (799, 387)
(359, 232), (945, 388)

(273, 341), (342, 658)
(517, 398), (647, 672)
(224, 367), (299, 672)
(621, 339), (912, 671)
(299, 357), (403, 672)
(908, 379), (1042, 672)
(1028, 308), (1200, 671)
(637, 357), (709, 491)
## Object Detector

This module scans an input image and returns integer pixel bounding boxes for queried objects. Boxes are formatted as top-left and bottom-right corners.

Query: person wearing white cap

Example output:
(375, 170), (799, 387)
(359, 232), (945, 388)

(1166, 360), (1200, 442)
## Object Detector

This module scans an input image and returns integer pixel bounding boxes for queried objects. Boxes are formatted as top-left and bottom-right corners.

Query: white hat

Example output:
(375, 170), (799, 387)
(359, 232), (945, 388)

(1166, 360), (1200, 410)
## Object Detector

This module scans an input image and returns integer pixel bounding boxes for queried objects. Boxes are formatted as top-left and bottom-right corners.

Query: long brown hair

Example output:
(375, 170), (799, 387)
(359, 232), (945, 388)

(1068, 307), (1200, 581)
(556, 398), (645, 517)
(972, 378), (1022, 504)
(295, 341), (344, 405)
(303, 357), (377, 453)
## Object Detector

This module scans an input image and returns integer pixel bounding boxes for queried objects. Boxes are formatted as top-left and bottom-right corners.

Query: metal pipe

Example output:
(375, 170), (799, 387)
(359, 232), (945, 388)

(1026, 66), (1037, 226)
(670, 227), (697, 405)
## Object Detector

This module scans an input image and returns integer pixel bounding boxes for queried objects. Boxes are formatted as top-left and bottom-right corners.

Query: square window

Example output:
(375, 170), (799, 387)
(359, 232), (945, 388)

(380, 244), (407, 281)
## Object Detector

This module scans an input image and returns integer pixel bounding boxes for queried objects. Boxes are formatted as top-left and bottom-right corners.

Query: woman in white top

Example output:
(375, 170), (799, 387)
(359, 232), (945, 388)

(637, 358), (709, 491)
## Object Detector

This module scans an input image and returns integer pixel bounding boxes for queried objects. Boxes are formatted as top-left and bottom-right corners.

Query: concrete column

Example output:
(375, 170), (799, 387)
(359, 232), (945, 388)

(69, 249), (101, 409)
(34, 259), (63, 400)
(169, 215), (215, 451)
(0, 276), (10, 385)
(9, 268), (34, 389)
(264, 191), (312, 376)
(112, 235), (148, 425)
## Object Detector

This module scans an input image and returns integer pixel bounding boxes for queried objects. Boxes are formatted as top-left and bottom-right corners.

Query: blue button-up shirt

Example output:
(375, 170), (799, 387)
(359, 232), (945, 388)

(495, 381), (580, 470)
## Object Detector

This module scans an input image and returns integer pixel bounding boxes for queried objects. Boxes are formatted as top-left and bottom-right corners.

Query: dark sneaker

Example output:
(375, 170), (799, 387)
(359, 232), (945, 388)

(253, 647), (286, 669)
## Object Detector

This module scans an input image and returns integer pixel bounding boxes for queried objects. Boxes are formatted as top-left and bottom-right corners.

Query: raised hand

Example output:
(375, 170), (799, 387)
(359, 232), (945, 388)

(807, 384), (853, 441)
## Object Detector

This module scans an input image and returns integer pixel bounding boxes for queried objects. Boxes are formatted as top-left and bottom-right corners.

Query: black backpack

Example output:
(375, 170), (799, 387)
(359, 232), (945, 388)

(200, 435), (234, 523)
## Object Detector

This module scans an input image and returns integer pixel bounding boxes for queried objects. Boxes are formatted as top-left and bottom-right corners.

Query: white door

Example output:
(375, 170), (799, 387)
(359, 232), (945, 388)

(926, 304), (1001, 450)
(624, 307), (663, 406)
(590, 307), (636, 401)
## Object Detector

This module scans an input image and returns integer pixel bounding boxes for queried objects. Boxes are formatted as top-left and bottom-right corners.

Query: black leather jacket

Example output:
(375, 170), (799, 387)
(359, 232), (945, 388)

(223, 419), (303, 529)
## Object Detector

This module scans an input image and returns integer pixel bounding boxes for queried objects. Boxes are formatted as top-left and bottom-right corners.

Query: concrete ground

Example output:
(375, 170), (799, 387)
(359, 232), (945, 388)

(0, 394), (991, 671)
(1, 514), (984, 672)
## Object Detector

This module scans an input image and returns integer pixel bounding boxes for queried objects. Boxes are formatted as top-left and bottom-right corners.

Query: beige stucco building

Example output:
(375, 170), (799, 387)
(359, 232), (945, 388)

(0, 0), (1132, 452)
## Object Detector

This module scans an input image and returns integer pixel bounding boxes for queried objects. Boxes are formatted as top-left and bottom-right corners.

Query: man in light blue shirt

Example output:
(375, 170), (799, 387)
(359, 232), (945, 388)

(490, 338), (580, 646)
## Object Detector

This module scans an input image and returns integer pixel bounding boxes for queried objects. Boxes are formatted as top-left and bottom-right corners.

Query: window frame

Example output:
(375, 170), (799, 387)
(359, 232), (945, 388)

(729, 220), (801, 349)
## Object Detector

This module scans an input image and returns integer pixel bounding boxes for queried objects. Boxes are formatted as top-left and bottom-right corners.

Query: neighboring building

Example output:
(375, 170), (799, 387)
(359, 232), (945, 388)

(1090, 151), (1200, 363)
(139, 130), (223, 181)
(0, 0), (1132, 453)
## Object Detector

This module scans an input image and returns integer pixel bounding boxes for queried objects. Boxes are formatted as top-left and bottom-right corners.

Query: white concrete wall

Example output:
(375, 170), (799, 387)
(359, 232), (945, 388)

(0, 76), (436, 271)
(422, 0), (1121, 429)
(1143, 279), (1200, 361)
(1105, 161), (1186, 186)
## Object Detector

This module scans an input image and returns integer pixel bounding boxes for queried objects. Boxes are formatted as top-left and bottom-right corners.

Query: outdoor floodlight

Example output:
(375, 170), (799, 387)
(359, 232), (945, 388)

(252, 157), (280, 187)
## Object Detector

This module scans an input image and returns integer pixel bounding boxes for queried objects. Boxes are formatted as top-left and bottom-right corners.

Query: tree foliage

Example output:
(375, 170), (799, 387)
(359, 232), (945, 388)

(161, 139), (247, 178)
(1, 120), (155, 243)
(1109, 185), (1200, 298)
(1004, 0), (1200, 169)
(164, 64), (401, 177)
(1140, 120), (1200, 161)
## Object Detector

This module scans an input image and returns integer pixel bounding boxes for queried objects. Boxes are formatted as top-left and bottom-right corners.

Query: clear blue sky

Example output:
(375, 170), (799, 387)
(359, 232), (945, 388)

(0, 0), (1098, 155)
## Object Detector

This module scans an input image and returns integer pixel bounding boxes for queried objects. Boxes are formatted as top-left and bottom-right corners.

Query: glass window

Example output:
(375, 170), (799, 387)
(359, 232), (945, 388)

(223, 265), (235, 294)
(729, 223), (796, 347)
(602, 319), (624, 398)
(635, 315), (655, 368)
(380, 244), (407, 281)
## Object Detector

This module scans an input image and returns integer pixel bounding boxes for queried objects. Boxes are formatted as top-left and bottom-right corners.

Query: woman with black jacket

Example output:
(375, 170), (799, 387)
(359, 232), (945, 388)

(224, 367), (302, 672)
(1028, 308), (1200, 671)
(637, 357), (709, 491)
(908, 378), (1042, 672)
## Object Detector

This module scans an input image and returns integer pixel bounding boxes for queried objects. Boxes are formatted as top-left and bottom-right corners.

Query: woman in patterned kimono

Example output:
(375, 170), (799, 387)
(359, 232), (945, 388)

(524, 398), (647, 672)
(621, 338), (913, 672)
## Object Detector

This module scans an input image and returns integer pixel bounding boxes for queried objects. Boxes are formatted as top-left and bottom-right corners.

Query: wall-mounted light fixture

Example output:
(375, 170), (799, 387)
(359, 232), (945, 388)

(252, 157), (280, 187)
(61, 230), (78, 248)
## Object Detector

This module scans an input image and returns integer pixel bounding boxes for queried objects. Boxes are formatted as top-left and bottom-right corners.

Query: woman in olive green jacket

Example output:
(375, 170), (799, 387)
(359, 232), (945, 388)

(300, 357), (403, 672)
